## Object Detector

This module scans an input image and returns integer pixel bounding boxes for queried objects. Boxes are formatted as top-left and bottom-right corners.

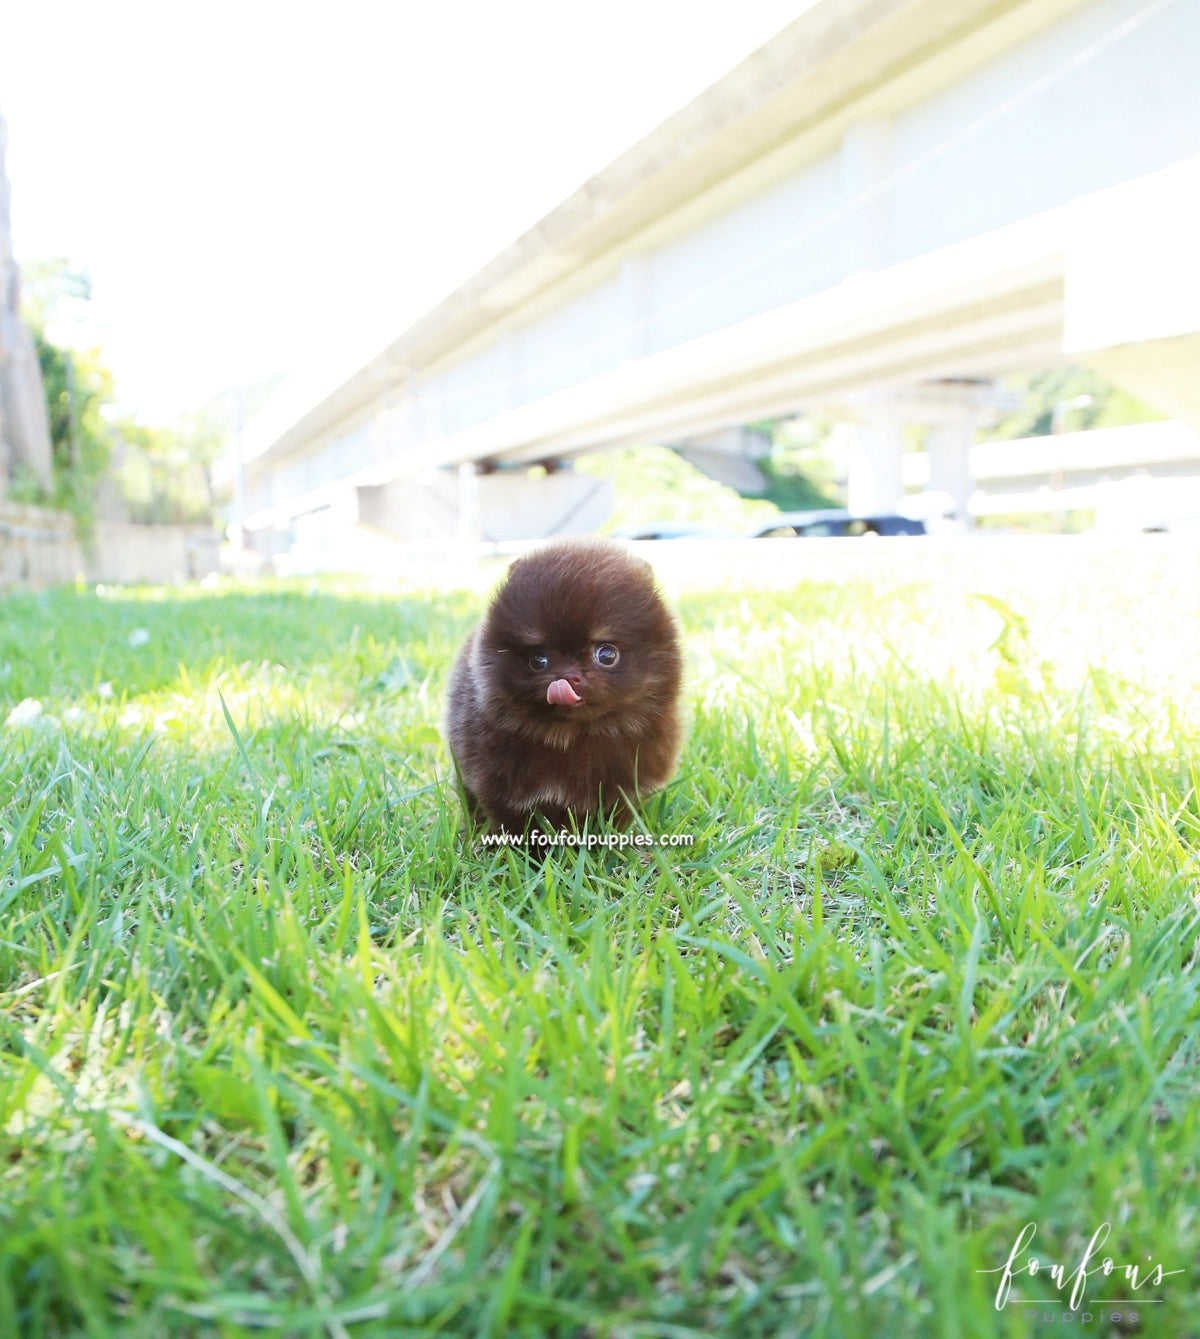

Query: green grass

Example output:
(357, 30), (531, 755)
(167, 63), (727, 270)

(1, 542), (1198, 1337)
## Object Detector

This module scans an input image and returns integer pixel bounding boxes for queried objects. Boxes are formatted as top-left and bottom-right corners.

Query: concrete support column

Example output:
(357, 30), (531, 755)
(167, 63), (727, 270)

(846, 408), (905, 515)
(925, 418), (975, 524)
(831, 382), (1008, 527)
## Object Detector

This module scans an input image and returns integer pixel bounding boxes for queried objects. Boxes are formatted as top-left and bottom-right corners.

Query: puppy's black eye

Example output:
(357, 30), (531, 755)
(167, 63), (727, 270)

(529, 651), (550, 672)
(593, 643), (619, 668)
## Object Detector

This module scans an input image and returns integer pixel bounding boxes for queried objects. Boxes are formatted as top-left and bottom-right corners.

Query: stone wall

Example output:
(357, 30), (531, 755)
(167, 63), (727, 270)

(0, 501), (220, 589)
(88, 518), (221, 584)
(0, 502), (77, 587)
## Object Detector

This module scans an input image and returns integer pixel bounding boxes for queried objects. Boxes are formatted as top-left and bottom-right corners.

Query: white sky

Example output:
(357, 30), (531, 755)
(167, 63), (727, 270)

(2, 1), (810, 422)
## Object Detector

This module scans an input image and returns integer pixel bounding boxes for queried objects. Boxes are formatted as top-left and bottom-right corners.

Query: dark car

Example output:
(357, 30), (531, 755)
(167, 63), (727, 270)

(748, 509), (926, 538)
(613, 522), (734, 540)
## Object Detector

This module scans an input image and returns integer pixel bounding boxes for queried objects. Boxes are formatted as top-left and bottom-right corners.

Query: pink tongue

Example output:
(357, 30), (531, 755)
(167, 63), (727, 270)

(547, 678), (582, 706)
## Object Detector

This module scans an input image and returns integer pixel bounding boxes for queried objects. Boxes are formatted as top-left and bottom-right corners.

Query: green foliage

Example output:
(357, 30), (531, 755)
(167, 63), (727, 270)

(756, 455), (841, 512)
(19, 261), (114, 532)
(577, 444), (777, 532)
(31, 329), (114, 535)
(1, 544), (1197, 1335)
(983, 366), (1165, 441)
(19, 258), (225, 529)
(17, 257), (93, 328)
(113, 415), (218, 524)
(576, 427), (839, 534)
(750, 415), (843, 512)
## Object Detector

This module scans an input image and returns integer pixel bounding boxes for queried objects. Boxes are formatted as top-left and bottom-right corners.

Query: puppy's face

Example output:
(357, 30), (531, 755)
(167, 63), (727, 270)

(474, 543), (680, 741)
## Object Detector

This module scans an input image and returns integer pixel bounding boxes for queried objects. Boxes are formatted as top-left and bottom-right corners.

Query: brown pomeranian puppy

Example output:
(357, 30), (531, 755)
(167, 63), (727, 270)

(444, 539), (683, 833)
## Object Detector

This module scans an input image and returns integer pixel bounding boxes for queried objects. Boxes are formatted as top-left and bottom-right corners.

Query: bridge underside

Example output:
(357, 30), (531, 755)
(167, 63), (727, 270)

(226, 0), (1200, 549)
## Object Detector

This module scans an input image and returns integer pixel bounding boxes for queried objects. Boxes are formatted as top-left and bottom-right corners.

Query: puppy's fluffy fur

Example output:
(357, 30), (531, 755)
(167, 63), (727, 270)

(445, 539), (683, 833)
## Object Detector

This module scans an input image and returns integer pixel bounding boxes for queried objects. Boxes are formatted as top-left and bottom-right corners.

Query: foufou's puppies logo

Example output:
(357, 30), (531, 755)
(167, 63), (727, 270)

(978, 1221), (1184, 1313)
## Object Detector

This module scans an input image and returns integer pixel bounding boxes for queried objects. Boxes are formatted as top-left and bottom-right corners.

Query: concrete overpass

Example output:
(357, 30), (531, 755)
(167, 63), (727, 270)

(225, 0), (1200, 553)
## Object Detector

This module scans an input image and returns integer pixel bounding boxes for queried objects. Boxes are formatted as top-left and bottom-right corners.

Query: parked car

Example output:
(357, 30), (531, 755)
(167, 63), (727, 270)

(748, 509), (926, 538)
(1141, 514), (1200, 534)
(613, 521), (734, 540)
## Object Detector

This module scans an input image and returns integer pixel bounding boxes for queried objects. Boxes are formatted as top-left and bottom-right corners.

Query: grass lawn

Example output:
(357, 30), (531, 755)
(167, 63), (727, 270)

(1, 537), (1197, 1337)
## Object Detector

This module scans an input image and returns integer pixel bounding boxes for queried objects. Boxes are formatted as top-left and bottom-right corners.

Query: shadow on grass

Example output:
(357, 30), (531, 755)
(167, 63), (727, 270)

(0, 583), (483, 708)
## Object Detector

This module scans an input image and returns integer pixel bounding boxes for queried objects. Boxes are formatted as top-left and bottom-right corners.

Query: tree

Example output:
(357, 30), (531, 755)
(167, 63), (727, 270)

(112, 415), (218, 524)
(29, 327), (114, 535)
(982, 367), (1165, 441)
(9, 260), (112, 532)
(20, 258), (225, 529)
